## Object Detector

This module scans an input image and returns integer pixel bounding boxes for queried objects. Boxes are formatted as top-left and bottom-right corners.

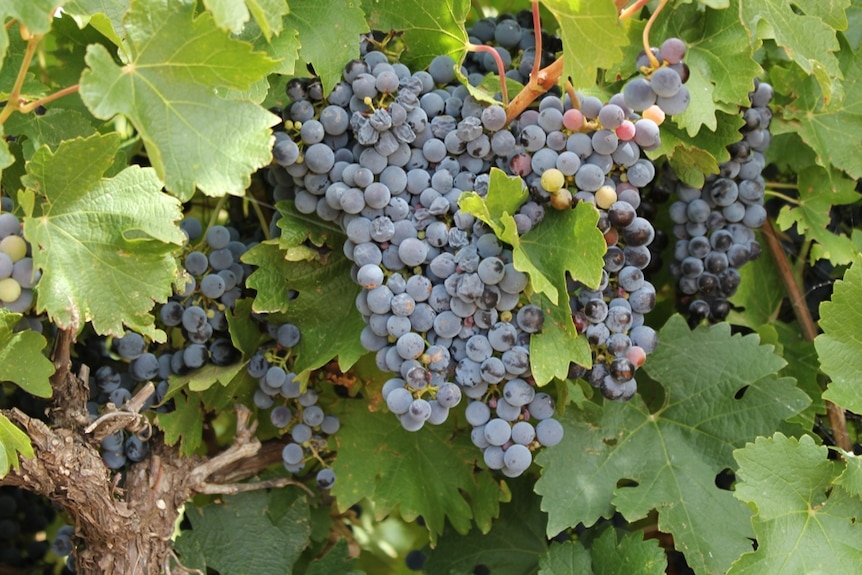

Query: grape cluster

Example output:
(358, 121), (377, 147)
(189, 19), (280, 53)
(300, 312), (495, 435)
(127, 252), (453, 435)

(0, 212), (40, 313)
(542, 41), (690, 401)
(0, 486), (56, 569)
(667, 81), (773, 321)
(246, 320), (341, 489)
(86, 218), (254, 470)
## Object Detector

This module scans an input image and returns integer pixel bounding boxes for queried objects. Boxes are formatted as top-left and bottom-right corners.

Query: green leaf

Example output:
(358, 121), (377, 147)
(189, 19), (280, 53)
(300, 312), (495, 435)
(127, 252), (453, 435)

(542, 0), (628, 93)
(740, 0), (848, 103)
(590, 529), (666, 575)
(816, 254), (862, 413)
(0, 310), (54, 398)
(285, 0), (369, 95)
(168, 361), (247, 394)
(652, 111), (744, 187)
(514, 201), (606, 303)
(21, 133), (184, 339)
(2, 0), (65, 35)
(0, 414), (33, 477)
(538, 541), (592, 575)
(204, 0), (288, 39)
(727, 238), (784, 327)
(305, 538), (363, 575)
(227, 298), (264, 358)
(63, 0), (130, 45)
(461, 172), (605, 305)
(78, 0), (280, 201)
(361, 0), (470, 71)
(0, 127), (13, 182)
(651, 0), (763, 135)
(4, 108), (97, 159)
(276, 201), (341, 250)
(535, 315), (811, 575)
(423, 478), (547, 574)
(458, 168), (528, 238)
(529, 290), (591, 385)
(781, 39), (862, 179)
(775, 165), (860, 265)
(174, 490), (311, 575)
(243, 240), (366, 374)
(331, 402), (506, 545)
(728, 433), (862, 574)
(157, 391), (204, 456)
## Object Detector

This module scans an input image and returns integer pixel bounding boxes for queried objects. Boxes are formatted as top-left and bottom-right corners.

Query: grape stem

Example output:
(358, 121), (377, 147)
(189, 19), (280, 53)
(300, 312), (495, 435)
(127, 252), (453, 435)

(529, 1), (543, 80)
(762, 219), (851, 453)
(618, 0), (652, 20)
(0, 34), (42, 124)
(505, 56), (564, 124)
(467, 43), (509, 104)
(18, 84), (80, 114)
(642, 0), (670, 69)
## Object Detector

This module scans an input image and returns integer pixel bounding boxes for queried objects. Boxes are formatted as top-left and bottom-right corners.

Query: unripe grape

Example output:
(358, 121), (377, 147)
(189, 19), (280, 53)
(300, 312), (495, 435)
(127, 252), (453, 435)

(642, 105), (666, 126)
(549, 188), (572, 210)
(0, 278), (22, 302)
(540, 168), (565, 193)
(595, 185), (618, 210)
(0, 235), (27, 262)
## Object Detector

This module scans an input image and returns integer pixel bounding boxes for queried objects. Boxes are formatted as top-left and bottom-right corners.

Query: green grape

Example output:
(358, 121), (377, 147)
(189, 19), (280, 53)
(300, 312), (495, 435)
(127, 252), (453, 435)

(0, 235), (27, 263)
(0, 278), (22, 302)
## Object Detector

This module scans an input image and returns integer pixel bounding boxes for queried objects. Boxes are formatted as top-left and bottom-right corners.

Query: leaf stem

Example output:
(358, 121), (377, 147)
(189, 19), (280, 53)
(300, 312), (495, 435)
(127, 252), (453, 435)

(467, 43), (509, 104)
(18, 84), (81, 113)
(764, 190), (799, 205)
(761, 218), (851, 452)
(249, 196), (272, 241)
(0, 34), (42, 125)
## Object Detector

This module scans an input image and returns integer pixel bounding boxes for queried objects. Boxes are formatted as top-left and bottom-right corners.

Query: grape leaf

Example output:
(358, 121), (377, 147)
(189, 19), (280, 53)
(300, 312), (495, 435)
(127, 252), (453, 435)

(285, 0), (368, 95)
(174, 490), (311, 575)
(157, 390), (204, 456)
(276, 201), (342, 251)
(331, 402), (506, 545)
(63, 0), (130, 45)
(0, 310), (54, 398)
(423, 478), (547, 573)
(461, 171), (605, 305)
(529, 290), (592, 385)
(305, 539), (363, 575)
(775, 165), (860, 265)
(535, 315), (810, 575)
(243, 241), (366, 374)
(240, 17), (300, 77)
(727, 240), (784, 327)
(652, 0), (763, 135)
(514, 201), (606, 303)
(0, 127), (12, 182)
(78, 0), (280, 201)
(1, 0), (64, 35)
(538, 541), (592, 575)
(541, 0), (628, 93)
(728, 433), (862, 574)
(20, 133), (184, 340)
(589, 529), (666, 575)
(361, 0), (470, 70)
(816, 254), (862, 414)
(4, 108), (97, 159)
(226, 298), (264, 358)
(652, 111), (744, 187)
(739, 0), (848, 104)
(780, 37), (862, 180)
(0, 414), (33, 477)
(204, 0), (288, 39)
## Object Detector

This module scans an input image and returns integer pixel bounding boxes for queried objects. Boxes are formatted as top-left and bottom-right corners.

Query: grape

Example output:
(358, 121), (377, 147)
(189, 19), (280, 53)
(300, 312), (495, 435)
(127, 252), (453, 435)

(484, 418), (512, 446)
(270, 406), (292, 428)
(650, 67), (682, 98)
(536, 418), (564, 446)
(282, 443), (304, 466)
(503, 444), (532, 475)
(465, 401), (491, 426)
(0, 235), (27, 262)
(200, 274), (226, 299)
(116, 332), (146, 360)
(386, 387), (413, 415)
(316, 468), (336, 489)
(277, 323), (301, 347)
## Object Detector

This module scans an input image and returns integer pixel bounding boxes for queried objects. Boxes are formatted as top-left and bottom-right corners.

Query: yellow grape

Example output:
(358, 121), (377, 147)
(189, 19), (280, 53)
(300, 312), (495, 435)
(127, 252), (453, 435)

(0, 235), (27, 262)
(540, 168), (565, 193)
(642, 105), (666, 126)
(0, 277), (21, 302)
(549, 188), (572, 210)
(595, 185), (618, 210)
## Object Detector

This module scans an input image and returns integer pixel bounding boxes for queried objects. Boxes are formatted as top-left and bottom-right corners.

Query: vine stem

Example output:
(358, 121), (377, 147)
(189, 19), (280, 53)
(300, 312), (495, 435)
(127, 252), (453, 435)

(618, 0), (651, 20)
(505, 56), (564, 124)
(19, 84), (80, 113)
(762, 219), (851, 452)
(529, 2), (542, 80)
(0, 33), (42, 124)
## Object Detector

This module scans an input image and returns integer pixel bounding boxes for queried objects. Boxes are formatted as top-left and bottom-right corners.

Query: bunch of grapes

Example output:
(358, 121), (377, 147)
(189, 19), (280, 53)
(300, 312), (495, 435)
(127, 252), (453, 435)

(0, 487), (56, 569)
(0, 212), (40, 314)
(666, 81), (773, 321)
